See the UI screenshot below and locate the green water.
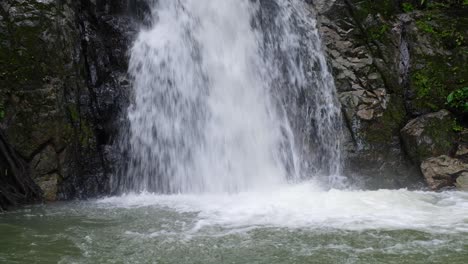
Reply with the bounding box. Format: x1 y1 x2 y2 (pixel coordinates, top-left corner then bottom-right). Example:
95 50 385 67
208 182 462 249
1 187 468 263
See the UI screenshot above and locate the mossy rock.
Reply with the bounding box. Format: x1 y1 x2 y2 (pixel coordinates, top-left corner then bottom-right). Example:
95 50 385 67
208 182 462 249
358 94 407 146
401 110 456 163
407 8 468 114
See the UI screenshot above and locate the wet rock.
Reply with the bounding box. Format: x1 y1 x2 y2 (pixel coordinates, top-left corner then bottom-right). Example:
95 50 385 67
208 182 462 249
456 174 468 191
356 108 375 120
455 129 468 158
36 174 60 202
316 0 468 190
456 144 468 158
421 155 468 190
401 110 456 163
316 0 424 188
0 0 144 202
31 145 58 178
0 131 42 210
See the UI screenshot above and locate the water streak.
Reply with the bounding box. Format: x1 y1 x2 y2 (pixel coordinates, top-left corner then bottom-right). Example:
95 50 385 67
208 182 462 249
116 0 342 193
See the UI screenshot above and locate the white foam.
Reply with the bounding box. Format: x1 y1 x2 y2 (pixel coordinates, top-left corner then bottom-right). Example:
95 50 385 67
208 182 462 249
98 182 468 233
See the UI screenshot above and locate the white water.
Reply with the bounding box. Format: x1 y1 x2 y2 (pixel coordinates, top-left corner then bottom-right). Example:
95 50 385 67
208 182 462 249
117 0 342 193
99 183 468 234
3 189 467 263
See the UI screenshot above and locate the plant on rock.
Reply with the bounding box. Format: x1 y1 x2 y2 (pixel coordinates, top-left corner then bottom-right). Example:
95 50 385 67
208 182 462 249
446 87 468 113
0 102 4 121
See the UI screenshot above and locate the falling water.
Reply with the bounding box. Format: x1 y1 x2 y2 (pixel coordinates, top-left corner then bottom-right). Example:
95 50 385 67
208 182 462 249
116 0 342 193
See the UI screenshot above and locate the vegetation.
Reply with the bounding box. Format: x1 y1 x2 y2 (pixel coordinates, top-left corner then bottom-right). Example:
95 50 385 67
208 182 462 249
0 102 4 121
369 24 390 41
447 87 468 113
405 0 468 114
402 3 415 12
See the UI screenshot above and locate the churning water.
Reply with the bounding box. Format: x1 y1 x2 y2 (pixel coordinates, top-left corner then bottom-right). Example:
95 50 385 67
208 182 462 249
116 0 342 193
1 187 468 263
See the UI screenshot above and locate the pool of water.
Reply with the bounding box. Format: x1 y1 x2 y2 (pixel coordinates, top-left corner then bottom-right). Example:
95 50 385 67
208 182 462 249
1 183 468 263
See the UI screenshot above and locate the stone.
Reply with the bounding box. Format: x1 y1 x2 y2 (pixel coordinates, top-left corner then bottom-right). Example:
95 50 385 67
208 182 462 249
36 174 60 202
456 144 468 157
421 156 468 190
31 145 58 178
401 110 456 164
357 108 374 120
456 174 468 191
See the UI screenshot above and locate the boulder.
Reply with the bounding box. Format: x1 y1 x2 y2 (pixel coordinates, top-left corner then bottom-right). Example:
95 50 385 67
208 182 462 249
36 174 60 202
456 174 468 191
421 155 468 190
401 110 456 163
455 129 468 158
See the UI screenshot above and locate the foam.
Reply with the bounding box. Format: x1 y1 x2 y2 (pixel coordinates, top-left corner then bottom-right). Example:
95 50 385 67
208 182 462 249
98 182 468 233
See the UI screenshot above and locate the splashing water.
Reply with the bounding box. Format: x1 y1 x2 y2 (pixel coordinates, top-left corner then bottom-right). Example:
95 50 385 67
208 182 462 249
115 0 342 193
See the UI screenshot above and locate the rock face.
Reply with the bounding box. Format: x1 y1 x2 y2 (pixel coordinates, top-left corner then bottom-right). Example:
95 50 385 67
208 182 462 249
315 0 468 189
0 0 148 201
0 131 42 210
401 110 456 163
456 174 468 191
421 156 468 190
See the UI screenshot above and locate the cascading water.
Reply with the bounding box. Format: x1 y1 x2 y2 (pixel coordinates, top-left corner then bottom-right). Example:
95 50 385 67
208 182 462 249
116 0 342 193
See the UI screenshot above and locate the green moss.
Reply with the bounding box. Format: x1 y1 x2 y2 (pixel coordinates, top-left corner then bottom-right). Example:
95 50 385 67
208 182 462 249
409 8 468 112
359 0 400 18
446 87 468 113
67 104 80 123
364 95 406 144
410 53 468 112
402 3 415 12
452 120 464 132
0 101 4 121
416 19 436 34
0 1 78 157
414 7 467 49
423 118 454 153
368 23 390 41
0 1 67 90
64 104 95 149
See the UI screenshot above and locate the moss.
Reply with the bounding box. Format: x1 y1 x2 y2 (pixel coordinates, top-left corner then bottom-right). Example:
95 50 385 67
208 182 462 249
0 102 4 121
0 0 68 90
356 0 400 19
415 11 466 49
408 7 468 113
0 0 76 157
415 115 455 159
401 110 457 163
368 23 390 41
364 95 406 145
64 104 96 149
410 54 468 112
67 104 81 123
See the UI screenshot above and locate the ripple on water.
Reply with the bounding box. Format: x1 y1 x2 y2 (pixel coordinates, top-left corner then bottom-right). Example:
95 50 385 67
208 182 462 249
1 184 468 263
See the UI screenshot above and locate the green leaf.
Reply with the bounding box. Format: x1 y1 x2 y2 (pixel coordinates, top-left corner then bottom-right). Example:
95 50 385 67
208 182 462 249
447 92 454 103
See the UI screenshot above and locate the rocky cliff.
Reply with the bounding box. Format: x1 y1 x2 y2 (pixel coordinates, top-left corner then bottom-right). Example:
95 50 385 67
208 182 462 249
0 0 150 207
316 0 468 190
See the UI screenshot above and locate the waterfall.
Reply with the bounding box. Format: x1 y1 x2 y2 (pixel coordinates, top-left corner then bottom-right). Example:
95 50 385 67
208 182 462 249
115 0 342 193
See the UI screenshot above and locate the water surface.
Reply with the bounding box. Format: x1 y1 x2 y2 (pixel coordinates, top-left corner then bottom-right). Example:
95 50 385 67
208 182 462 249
1 183 467 263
